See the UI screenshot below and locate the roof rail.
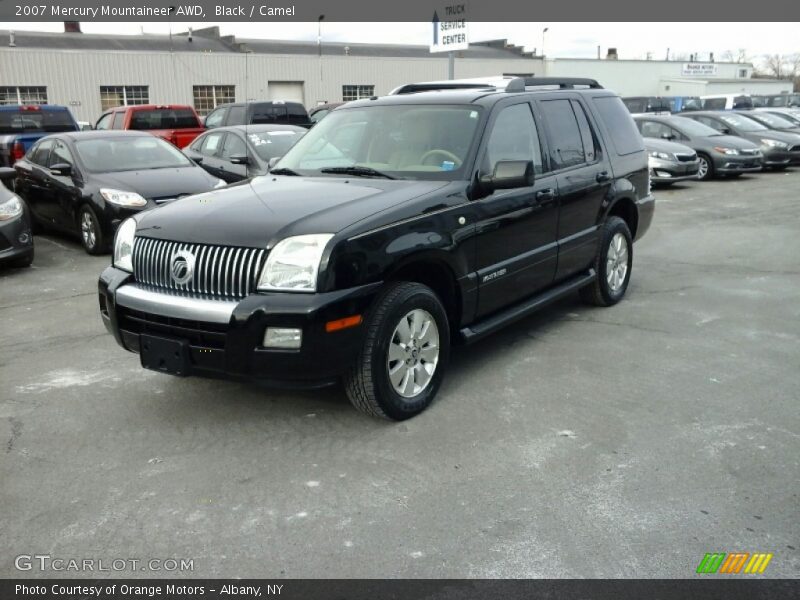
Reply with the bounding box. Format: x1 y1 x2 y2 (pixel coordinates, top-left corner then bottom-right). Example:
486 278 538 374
506 77 603 92
390 82 500 95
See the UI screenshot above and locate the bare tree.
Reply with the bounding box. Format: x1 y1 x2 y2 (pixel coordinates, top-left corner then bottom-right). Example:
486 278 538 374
760 53 800 79
721 48 750 63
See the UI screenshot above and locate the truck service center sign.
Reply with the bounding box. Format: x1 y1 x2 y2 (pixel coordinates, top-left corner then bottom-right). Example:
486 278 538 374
430 3 469 53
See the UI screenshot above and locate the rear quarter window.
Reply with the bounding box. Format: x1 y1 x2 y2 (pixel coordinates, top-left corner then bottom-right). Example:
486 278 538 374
129 109 200 130
592 96 645 156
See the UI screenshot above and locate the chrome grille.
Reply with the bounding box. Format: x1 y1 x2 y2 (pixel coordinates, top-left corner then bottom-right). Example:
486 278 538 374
132 237 266 300
740 148 760 156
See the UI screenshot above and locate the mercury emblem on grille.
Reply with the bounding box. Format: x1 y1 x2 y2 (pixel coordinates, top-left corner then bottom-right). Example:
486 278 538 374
170 249 196 285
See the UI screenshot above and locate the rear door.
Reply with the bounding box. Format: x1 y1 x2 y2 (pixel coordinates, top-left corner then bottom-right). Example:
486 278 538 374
47 139 81 230
17 138 56 225
537 96 611 281
473 99 559 318
194 131 227 178
218 131 249 182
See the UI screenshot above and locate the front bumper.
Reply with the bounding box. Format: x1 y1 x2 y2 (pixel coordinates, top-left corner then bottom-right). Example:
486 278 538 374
713 153 763 174
760 147 800 166
0 212 34 265
648 157 700 182
99 267 381 387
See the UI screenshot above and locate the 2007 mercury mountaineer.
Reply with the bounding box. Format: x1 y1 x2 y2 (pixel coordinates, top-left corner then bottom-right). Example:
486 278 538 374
99 77 654 420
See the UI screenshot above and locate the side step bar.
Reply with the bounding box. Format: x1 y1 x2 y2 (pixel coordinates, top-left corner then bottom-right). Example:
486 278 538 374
459 269 596 344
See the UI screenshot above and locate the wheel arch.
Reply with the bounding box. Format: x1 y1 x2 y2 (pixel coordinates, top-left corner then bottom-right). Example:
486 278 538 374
603 196 639 240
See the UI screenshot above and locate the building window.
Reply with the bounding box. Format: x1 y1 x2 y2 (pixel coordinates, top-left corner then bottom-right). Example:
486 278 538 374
738 69 748 78
192 85 235 116
99 86 149 111
0 86 48 105
342 85 375 102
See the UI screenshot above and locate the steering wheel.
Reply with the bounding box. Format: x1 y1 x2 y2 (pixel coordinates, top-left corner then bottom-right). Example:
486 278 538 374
420 149 462 168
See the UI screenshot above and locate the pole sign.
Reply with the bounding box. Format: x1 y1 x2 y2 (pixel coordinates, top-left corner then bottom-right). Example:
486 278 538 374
430 3 469 53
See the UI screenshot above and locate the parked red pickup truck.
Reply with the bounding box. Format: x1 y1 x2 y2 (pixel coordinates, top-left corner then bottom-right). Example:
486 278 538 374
94 105 205 147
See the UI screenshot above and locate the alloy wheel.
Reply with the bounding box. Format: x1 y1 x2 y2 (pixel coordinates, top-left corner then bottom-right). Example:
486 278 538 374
387 308 440 399
697 157 709 180
606 232 629 293
81 211 96 250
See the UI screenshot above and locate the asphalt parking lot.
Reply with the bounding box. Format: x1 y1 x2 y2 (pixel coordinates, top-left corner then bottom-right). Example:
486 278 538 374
1 170 799 579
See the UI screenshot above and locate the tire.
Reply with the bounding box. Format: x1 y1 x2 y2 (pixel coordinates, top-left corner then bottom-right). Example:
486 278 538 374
696 153 714 181
579 216 633 307
78 205 106 255
344 282 450 421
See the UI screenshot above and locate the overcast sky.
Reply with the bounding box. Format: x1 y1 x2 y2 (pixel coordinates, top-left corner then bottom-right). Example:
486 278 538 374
4 22 798 62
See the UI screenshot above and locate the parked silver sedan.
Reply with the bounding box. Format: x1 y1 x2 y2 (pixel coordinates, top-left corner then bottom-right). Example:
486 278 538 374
644 137 700 185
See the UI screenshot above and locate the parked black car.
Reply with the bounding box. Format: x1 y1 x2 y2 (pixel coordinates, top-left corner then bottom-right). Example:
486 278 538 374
13 131 225 254
308 103 345 124
203 101 312 129
184 125 307 183
634 114 763 180
99 77 654 420
0 167 34 268
642 138 699 185
679 111 800 169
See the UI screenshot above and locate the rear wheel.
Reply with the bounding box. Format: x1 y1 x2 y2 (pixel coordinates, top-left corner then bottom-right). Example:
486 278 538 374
344 282 450 420
78 205 106 255
697 153 714 181
579 216 633 307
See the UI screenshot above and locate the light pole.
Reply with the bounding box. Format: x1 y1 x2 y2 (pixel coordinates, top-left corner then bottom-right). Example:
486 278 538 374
317 15 325 99
541 27 549 58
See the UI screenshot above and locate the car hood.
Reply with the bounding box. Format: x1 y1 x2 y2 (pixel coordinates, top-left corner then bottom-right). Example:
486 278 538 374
92 166 219 201
644 137 695 154
134 175 449 247
694 134 760 149
751 130 800 144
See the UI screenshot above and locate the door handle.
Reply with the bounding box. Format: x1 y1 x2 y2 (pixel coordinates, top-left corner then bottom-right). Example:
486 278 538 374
596 171 611 183
535 188 555 202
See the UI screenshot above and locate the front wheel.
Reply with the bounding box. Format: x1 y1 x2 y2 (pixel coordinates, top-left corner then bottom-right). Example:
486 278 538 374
78 205 106 255
579 216 633 307
696 153 714 181
344 282 450 420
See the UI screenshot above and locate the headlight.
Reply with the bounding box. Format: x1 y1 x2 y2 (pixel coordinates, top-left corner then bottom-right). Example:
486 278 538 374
214 179 227 188
100 188 147 208
713 147 739 155
648 151 671 160
258 234 334 292
113 218 137 273
0 195 23 221
760 139 788 149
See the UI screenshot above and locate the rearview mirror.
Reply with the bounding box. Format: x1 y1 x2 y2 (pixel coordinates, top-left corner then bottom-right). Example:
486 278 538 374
50 163 72 177
267 157 281 171
480 160 534 193
0 167 15 183
229 154 250 165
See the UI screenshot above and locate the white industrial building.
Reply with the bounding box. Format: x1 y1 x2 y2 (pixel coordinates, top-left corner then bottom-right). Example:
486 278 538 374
0 25 792 122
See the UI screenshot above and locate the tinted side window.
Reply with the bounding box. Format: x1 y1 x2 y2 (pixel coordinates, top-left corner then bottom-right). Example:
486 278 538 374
703 98 726 110
540 99 585 169
227 105 246 125
49 140 74 168
639 120 671 138
200 132 225 156
111 112 125 129
592 96 645 156
221 133 246 159
696 116 724 132
29 139 54 165
204 107 227 128
572 100 601 163
484 103 544 175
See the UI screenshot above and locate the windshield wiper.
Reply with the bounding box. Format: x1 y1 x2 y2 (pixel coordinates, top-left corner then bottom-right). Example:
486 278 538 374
270 167 300 176
320 166 395 179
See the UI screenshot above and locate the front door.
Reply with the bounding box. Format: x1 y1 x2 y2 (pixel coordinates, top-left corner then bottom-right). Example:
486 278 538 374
473 101 559 318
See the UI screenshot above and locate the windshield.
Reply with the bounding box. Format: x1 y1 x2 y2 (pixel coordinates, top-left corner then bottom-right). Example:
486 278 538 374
0 109 75 134
275 104 482 180
75 136 194 173
247 130 305 160
672 117 720 137
718 113 767 132
750 113 796 129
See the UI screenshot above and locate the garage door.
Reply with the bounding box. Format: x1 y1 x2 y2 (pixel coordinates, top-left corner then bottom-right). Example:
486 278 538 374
268 82 305 104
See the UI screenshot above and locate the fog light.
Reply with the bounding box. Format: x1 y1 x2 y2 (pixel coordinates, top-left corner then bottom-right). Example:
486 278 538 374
263 327 302 349
655 170 672 178
18 231 31 244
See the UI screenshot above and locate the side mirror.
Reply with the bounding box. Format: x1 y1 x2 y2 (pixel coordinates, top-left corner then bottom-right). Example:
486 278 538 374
229 154 250 165
191 155 204 164
267 157 282 171
660 132 675 140
480 160 534 193
0 166 16 183
720 127 731 135
50 163 72 177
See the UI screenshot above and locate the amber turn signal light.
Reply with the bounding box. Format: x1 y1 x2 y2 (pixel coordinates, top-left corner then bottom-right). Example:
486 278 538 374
325 315 363 333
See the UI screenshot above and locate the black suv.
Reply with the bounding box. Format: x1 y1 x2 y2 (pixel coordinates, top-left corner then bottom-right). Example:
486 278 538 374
203 101 312 129
98 78 654 420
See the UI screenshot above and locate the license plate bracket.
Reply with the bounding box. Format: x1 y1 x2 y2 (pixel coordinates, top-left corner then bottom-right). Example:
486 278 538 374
140 334 190 376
